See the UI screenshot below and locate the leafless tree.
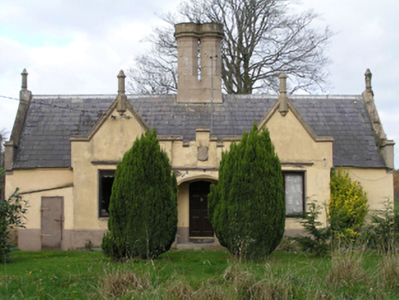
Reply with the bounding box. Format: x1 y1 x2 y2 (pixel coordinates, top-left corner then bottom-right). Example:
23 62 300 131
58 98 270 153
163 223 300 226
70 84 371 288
0 129 8 201
0 129 8 169
129 0 332 95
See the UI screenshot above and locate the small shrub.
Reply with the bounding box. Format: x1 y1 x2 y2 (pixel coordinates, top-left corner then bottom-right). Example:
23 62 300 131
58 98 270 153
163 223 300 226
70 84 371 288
326 251 367 288
329 169 369 243
362 199 398 254
0 188 28 263
291 201 331 257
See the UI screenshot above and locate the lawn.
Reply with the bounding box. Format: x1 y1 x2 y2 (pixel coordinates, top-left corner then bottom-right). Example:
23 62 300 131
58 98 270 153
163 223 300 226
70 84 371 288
1 249 398 299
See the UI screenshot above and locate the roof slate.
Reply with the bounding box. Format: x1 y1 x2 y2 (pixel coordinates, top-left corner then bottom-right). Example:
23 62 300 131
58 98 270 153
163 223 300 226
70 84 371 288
13 94 386 169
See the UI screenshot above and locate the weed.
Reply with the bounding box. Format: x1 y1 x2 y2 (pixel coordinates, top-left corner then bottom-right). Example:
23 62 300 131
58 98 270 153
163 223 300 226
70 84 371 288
165 274 194 299
379 254 399 290
276 236 299 252
248 265 299 300
99 267 151 298
326 250 367 288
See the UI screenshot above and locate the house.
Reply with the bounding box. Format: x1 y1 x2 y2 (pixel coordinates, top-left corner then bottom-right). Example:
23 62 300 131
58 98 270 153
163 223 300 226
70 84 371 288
4 23 394 251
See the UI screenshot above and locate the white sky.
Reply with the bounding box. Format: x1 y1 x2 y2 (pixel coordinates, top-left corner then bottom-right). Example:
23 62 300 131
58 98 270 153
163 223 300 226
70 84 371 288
0 0 398 168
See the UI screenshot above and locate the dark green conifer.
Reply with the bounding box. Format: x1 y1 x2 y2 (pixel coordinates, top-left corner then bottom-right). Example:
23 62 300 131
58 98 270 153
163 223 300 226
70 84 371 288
102 129 177 260
208 123 285 260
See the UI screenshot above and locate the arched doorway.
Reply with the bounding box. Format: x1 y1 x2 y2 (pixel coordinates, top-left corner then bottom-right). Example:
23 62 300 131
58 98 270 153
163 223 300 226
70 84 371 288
189 181 214 240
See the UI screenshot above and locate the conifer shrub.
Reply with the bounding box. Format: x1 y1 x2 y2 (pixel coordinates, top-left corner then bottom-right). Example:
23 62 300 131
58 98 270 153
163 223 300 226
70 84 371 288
102 129 178 260
292 201 331 257
361 199 398 253
208 123 285 260
329 169 369 243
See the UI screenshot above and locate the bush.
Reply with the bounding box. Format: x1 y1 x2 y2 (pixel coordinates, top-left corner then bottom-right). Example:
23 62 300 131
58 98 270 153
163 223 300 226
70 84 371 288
361 199 398 253
329 169 369 242
102 129 178 260
291 201 331 257
208 123 285 260
0 188 28 263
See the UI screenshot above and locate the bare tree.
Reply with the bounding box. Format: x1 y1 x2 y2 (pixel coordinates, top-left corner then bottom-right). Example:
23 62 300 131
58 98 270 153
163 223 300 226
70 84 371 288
129 0 332 95
0 129 8 169
0 129 8 201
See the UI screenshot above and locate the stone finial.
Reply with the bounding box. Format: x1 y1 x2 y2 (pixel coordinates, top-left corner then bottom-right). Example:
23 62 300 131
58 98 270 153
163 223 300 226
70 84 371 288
116 70 127 116
21 68 28 90
365 68 373 94
278 71 289 116
361 68 387 146
117 70 126 94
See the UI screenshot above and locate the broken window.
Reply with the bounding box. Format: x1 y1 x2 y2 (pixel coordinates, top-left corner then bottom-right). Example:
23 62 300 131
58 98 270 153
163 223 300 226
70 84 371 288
283 172 305 216
99 170 115 218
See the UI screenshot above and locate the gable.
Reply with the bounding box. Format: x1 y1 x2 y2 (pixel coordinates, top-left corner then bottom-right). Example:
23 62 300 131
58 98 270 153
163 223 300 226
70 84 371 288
70 99 149 162
261 102 333 163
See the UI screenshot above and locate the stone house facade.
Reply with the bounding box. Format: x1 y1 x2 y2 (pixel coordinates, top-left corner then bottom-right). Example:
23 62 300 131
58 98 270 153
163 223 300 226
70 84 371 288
4 23 394 250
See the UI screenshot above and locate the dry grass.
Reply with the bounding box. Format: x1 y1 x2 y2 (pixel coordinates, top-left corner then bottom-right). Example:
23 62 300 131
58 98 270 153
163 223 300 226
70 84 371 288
99 267 152 298
222 262 299 299
4 250 399 299
326 251 367 288
165 275 194 299
379 253 399 290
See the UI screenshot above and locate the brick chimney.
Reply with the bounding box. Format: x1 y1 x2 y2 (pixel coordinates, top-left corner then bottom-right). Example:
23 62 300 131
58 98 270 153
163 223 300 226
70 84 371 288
174 23 224 103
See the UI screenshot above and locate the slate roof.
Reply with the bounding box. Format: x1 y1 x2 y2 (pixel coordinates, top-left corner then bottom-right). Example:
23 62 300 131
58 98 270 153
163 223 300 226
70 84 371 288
13 94 387 169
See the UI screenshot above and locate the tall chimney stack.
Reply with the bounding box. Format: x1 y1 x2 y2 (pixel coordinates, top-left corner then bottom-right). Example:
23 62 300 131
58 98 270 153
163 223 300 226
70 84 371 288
174 23 224 103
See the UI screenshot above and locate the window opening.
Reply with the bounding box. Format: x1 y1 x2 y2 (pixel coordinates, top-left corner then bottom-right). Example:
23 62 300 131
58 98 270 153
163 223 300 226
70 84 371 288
99 170 115 218
198 39 202 81
283 172 305 216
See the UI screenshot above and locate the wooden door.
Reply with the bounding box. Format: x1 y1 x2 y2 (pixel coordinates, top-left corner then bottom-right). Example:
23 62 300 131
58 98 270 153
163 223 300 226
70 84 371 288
41 197 63 250
189 181 214 237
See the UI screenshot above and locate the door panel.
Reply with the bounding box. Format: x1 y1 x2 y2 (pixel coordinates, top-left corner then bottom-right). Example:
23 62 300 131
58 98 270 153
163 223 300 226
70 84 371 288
189 181 214 237
41 197 63 250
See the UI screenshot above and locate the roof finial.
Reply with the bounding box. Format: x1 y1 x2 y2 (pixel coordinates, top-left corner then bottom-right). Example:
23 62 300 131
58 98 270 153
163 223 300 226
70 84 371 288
21 68 28 90
116 70 127 116
278 71 289 116
365 68 373 95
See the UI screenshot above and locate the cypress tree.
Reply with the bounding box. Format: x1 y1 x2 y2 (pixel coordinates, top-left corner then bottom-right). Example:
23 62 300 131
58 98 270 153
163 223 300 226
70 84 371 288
102 129 178 260
208 123 285 260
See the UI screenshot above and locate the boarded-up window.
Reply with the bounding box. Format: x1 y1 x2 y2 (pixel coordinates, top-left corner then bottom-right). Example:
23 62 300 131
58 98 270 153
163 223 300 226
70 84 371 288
283 172 305 216
99 170 115 218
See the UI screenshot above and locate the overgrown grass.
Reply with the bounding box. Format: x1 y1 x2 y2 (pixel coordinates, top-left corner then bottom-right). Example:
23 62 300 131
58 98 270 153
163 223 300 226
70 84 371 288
1 249 399 299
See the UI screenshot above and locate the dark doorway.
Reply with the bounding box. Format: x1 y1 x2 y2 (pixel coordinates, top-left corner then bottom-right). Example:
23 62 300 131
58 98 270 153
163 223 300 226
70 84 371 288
189 181 214 238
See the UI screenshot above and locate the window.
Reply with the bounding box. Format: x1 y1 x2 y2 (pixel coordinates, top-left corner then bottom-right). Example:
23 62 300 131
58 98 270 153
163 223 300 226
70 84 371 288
283 172 305 216
99 170 115 218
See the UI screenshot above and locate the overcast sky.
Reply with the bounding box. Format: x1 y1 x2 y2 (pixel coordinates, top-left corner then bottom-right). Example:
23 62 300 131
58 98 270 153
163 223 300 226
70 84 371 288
0 0 398 168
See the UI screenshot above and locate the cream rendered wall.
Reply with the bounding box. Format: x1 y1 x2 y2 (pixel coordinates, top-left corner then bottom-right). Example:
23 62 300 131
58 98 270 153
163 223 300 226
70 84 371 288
5 168 73 230
265 110 333 229
170 131 221 168
71 108 146 230
177 182 190 228
342 167 394 210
